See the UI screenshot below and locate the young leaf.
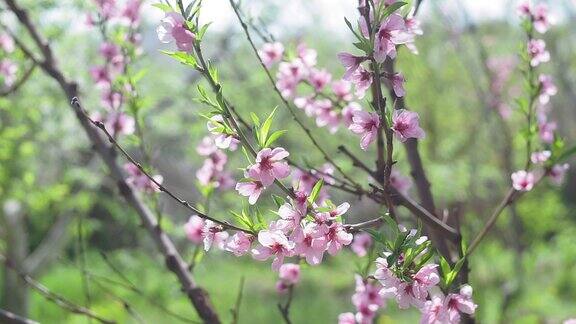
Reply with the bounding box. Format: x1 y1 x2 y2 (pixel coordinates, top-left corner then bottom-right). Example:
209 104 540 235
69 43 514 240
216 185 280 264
151 3 173 12
264 130 287 147
308 178 324 203
250 112 261 128
259 107 277 147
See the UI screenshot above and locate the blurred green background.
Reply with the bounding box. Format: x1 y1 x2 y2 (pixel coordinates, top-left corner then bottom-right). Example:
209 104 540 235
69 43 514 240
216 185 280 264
1 0 575 323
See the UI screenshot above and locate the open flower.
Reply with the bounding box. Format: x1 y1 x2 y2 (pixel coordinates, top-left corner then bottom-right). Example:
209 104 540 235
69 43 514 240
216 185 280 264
276 263 301 293
351 233 372 257
349 67 373 99
235 177 265 205
258 42 284 67
252 230 295 271
391 73 406 97
391 109 425 142
549 163 569 185
538 74 557 104
374 14 411 62
324 223 353 255
293 222 327 265
308 68 332 92
225 232 253 256
338 53 367 80
511 170 535 191
247 148 291 186
201 220 229 251
184 215 205 244
349 110 380 150
527 39 550 67
157 12 195 52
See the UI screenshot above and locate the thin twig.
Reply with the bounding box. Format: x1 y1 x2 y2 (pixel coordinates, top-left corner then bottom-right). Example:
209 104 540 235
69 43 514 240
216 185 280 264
0 254 115 324
72 98 253 234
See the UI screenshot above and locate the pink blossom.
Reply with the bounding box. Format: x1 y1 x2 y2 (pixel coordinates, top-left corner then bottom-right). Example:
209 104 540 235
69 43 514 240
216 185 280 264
276 203 303 232
332 80 353 101
420 295 447 324
294 95 318 116
101 89 123 110
517 1 532 18
236 176 265 205
293 222 327 265
351 233 372 257
106 111 135 137
324 222 353 255
390 169 412 195
315 202 350 223
352 275 385 309
184 215 205 244
342 102 362 127
196 136 218 156
124 162 163 193
121 0 142 26
349 67 373 99
549 163 569 185
0 59 17 87
374 257 401 289
225 232 253 256
538 120 557 144
392 109 425 142
251 230 295 271
527 39 550 67
258 42 284 67
297 43 317 67
338 53 367 80
90 66 111 88
338 312 356 324
308 68 332 92
374 14 411 63
511 170 535 191
157 12 195 53
247 148 291 186
533 3 552 34
538 74 557 104
201 220 229 251
0 33 15 53
530 150 551 164
446 285 477 317
349 110 380 150
315 99 340 133
99 42 121 62
391 73 406 97
278 263 301 285
94 0 116 20
278 60 308 81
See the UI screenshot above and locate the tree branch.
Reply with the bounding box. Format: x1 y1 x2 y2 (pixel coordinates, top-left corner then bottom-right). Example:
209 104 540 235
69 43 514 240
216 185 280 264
3 1 221 322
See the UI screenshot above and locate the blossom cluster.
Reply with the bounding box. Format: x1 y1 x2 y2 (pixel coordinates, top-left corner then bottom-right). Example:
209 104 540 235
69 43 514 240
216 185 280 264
340 231 476 324
511 1 568 192
0 33 17 88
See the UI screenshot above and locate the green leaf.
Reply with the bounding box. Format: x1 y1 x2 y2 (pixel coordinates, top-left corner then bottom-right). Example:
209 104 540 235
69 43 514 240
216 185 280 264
309 178 324 203
556 145 576 163
271 195 285 208
161 50 198 68
264 130 287 148
197 23 212 41
259 107 277 148
250 112 261 127
344 17 365 43
151 3 173 12
380 2 407 20
364 228 387 244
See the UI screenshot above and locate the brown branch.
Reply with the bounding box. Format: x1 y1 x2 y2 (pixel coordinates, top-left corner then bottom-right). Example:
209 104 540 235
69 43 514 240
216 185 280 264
0 62 36 96
0 254 114 324
74 99 252 234
0 309 38 324
3 1 221 322
277 285 294 324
